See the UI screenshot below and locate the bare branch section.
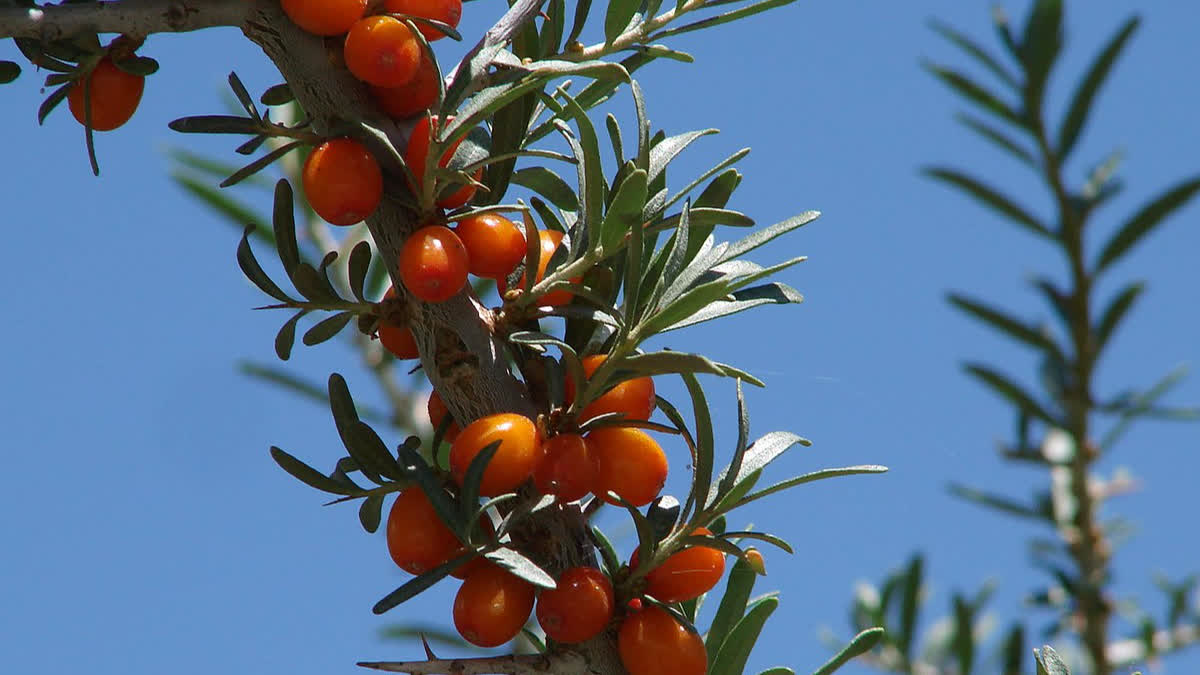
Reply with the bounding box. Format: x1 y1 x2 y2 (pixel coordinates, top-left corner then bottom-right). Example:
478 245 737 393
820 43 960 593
0 0 249 40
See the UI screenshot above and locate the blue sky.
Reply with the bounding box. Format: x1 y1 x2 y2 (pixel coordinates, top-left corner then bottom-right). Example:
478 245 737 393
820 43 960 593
1 2 1197 674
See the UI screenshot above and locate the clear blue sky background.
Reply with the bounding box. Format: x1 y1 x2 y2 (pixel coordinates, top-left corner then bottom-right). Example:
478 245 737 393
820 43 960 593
1 1 1196 674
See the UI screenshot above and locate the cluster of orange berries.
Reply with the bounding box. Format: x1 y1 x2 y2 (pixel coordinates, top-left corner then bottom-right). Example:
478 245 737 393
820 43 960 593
378 346 720 672
283 0 480 231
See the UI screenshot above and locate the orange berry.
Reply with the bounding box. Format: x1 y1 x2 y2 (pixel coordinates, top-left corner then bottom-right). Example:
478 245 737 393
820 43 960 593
386 487 491 578
384 0 462 41
302 138 383 226
632 528 725 604
399 225 469 302
454 565 536 648
454 213 527 279
450 413 543 496
377 287 419 359
587 427 667 507
497 229 576 306
536 567 614 643
281 0 366 35
386 487 463 575
404 115 478 209
379 322 419 359
370 52 439 119
533 433 594 502
565 355 656 423
427 389 461 442
618 606 707 675
344 15 421 87
68 58 144 131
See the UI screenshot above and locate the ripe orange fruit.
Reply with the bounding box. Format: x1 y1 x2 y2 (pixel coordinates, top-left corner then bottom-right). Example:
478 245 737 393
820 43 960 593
496 229 576 306
344 15 421 87
384 0 463 41
618 606 707 675
565 355 656 422
632 528 725 603
404 115 479 209
386 487 463 575
533 433 594 502
427 389 460 442
302 138 383 226
587 427 667 507
454 564 536 648
536 566 614 643
378 322 418 359
454 213 526 279
450 413 543 496
386 487 491 578
377 286 419 359
68 58 145 131
399 225 469 302
370 52 439 119
281 0 366 35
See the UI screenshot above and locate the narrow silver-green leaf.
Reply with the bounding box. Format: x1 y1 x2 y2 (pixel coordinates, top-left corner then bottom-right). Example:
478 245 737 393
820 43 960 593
810 628 884 675
710 595 779 675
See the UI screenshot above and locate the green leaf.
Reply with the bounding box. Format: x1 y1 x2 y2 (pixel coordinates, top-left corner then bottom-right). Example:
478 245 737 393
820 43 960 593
227 71 260 120
485 548 556 588
1002 624 1025 675
719 211 819 264
566 0 593 46
1057 17 1139 160
929 19 1018 90
1019 0 1064 106
623 351 763 387
948 293 1061 356
539 0 566 57
269 446 355 495
714 431 810 504
237 225 293 303
897 554 922 661
710 595 779 675
721 530 793 554
948 484 1050 522
706 557 757 662
260 83 294 106
661 282 803 333
951 593 975 674
1094 177 1200 274
591 525 620 577
359 495 384 533
964 363 1058 425
732 466 888 509
922 63 1025 129
663 149 750 214
553 94 607 253
0 60 21 84
956 113 1035 167
373 554 465 614
810 628 884 675
37 81 71 126
172 173 264 232
649 129 718 186
1095 282 1144 355
168 115 261 135
272 179 302 277
302 311 355 347
221 141 304 188
510 166 578 211
924 168 1052 239
681 374 714 520
274 311 306 361
1034 645 1069 675
458 441 501 518
600 168 648 254
652 0 798 40
347 241 372 303
604 0 639 43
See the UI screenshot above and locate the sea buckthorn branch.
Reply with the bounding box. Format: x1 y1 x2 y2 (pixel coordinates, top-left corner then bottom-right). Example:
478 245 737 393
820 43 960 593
0 0 249 40
359 649 590 675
